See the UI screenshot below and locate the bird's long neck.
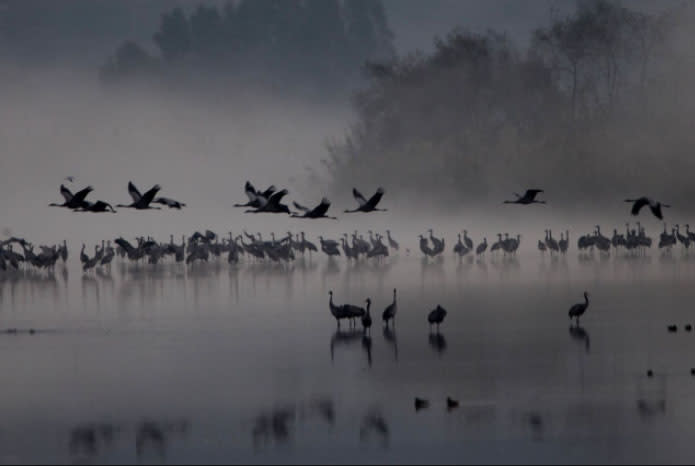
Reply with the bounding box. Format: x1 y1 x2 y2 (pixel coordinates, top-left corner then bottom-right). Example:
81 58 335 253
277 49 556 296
393 290 397 304
584 294 589 306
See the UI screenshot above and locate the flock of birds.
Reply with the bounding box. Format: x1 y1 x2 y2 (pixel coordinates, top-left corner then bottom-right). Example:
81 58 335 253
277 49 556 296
52 180 671 223
5 217 695 275
49 179 386 217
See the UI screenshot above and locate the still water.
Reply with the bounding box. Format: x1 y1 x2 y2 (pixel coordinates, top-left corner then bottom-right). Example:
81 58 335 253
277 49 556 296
1 251 695 464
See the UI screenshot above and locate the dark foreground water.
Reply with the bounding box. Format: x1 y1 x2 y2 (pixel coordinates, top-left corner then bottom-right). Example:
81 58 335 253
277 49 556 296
1 252 695 464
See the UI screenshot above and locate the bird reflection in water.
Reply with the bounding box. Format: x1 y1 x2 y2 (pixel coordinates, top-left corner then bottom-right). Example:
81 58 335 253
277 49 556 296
135 419 190 461
523 412 545 442
383 326 398 362
307 398 335 426
331 329 372 367
69 423 120 460
429 332 447 356
569 325 590 353
252 406 296 449
636 399 666 421
359 410 389 448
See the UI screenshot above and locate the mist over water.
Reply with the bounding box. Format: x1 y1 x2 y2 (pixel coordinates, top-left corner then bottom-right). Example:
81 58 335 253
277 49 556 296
4 0 695 464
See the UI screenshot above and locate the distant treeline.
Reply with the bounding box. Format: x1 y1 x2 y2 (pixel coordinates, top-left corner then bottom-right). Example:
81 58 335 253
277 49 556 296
322 1 695 206
100 0 395 92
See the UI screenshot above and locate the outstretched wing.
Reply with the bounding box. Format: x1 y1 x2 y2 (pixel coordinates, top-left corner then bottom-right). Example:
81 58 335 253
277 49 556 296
364 188 384 210
293 201 310 212
128 182 143 203
59 185 74 202
310 198 331 217
522 189 543 201
244 181 258 202
72 186 94 204
268 189 288 205
629 197 650 216
649 203 664 220
353 188 368 207
141 185 161 206
261 185 277 199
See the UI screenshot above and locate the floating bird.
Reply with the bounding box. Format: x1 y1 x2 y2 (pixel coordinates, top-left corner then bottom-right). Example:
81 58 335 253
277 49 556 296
50 185 94 209
625 197 670 220
428 305 447 332
504 189 546 205
117 182 162 210
292 198 337 219
414 398 429 412
345 188 386 213
154 197 186 209
446 397 459 411
382 289 398 327
568 291 590 324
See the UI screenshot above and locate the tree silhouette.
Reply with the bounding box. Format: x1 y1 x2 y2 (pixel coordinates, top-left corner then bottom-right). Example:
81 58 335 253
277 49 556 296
153 7 191 62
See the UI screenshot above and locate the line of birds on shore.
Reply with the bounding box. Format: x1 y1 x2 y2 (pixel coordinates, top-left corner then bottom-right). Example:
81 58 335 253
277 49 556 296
5 219 695 274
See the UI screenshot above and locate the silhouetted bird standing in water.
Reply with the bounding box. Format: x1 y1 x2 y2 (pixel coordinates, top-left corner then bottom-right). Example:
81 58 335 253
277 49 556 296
476 238 488 255
329 291 349 328
345 188 387 213
428 305 447 332
504 189 546 205
386 230 399 251
362 299 372 335
625 197 671 220
382 289 398 327
568 292 590 325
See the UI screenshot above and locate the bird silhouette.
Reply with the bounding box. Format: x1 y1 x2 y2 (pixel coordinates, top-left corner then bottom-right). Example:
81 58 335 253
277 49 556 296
568 292 590 325
50 185 94 209
625 197 670 220
345 188 387 213
504 189 546 205
245 189 291 214
382 289 398 327
117 182 162 210
234 181 276 208
292 198 337 219
428 305 447 332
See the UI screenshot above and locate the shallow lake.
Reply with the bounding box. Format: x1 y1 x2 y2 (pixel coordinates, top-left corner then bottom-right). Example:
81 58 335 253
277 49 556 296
1 250 695 464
